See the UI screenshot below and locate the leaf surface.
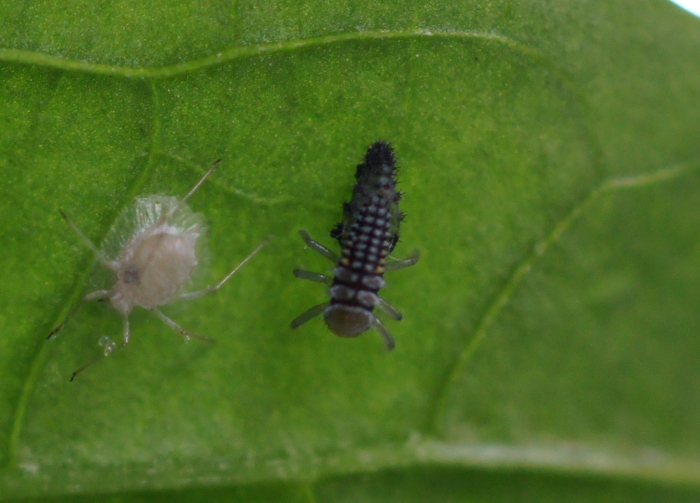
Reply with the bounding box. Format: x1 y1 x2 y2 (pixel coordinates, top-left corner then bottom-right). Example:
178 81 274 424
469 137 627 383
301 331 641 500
1 0 699 500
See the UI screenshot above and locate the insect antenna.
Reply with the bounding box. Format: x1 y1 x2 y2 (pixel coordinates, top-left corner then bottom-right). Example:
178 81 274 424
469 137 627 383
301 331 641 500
58 209 111 267
161 159 222 224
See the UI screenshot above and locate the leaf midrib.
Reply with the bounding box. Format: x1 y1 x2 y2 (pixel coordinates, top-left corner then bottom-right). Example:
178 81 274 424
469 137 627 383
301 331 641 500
0 29 527 78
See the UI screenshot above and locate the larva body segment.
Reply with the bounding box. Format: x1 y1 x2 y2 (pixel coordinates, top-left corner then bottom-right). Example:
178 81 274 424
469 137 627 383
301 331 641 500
326 142 401 335
292 141 418 349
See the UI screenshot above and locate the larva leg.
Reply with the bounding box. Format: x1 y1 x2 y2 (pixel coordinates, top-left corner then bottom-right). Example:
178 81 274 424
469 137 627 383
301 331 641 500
293 269 333 285
377 297 403 321
291 302 330 329
299 230 339 263
385 249 420 272
372 316 396 351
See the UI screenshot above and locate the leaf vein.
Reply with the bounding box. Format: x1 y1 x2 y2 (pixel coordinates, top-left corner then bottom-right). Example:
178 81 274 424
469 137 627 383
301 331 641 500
425 157 700 435
0 30 535 78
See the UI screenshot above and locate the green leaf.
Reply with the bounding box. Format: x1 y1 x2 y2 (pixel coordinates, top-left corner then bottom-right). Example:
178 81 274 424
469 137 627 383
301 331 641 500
1 0 699 500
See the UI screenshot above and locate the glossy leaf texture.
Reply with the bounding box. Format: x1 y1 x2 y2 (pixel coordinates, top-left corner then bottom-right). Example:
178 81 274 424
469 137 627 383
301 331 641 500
1 0 699 501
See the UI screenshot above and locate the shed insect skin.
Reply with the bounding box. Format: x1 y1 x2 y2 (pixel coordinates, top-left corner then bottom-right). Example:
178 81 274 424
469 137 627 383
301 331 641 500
291 141 419 349
49 160 270 381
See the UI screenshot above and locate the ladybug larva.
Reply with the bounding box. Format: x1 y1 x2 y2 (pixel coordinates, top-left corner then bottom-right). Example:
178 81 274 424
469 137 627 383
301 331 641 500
49 160 269 381
291 141 418 349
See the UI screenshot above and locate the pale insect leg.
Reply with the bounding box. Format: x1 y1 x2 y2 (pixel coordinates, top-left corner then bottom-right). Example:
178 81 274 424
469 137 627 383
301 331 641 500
84 290 111 301
179 235 272 301
152 307 214 343
299 230 339 263
377 297 403 321
161 159 222 223
47 289 111 339
371 316 396 351
384 249 420 273
293 268 332 285
291 302 330 329
70 315 129 382
58 209 110 267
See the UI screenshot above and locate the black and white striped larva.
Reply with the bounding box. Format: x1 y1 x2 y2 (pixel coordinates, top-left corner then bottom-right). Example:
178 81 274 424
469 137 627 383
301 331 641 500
291 141 419 349
49 160 269 381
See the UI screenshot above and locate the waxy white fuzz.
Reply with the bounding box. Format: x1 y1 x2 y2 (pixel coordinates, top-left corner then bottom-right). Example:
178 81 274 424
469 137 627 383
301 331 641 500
49 161 269 381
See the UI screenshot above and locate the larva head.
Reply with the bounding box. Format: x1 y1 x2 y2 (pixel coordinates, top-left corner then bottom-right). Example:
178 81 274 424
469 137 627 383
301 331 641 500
324 304 374 337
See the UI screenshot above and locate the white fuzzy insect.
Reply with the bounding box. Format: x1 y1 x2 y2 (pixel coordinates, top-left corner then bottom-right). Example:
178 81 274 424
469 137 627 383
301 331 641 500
49 160 268 381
